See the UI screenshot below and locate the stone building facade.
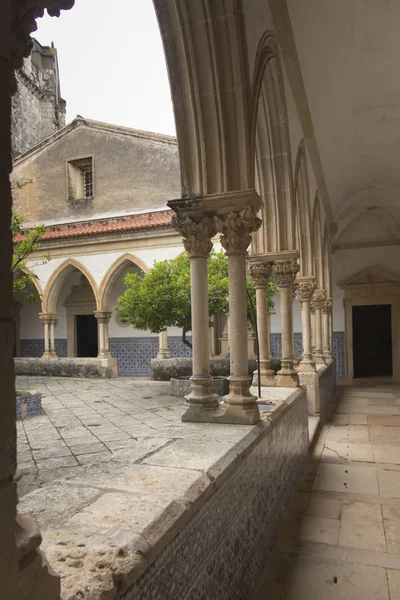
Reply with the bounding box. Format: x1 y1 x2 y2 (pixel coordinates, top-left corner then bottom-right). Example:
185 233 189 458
11 38 66 158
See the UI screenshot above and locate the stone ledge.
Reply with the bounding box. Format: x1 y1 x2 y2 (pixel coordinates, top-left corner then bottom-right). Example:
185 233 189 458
18 386 307 600
15 357 118 379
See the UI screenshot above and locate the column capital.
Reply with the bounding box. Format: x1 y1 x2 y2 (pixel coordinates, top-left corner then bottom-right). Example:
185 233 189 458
273 259 299 287
248 262 273 288
216 206 262 255
39 313 57 325
296 279 316 302
94 311 112 324
311 289 327 310
322 298 332 314
171 215 217 258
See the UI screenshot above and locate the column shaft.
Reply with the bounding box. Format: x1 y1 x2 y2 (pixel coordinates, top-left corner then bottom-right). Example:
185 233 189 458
157 329 170 359
312 290 327 364
43 322 50 355
249 262 274 387
296 279 316 372
273 259 299 387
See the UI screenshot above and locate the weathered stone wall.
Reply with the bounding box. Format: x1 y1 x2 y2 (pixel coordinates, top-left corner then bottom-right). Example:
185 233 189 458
11 39 65 159
14 357 118 379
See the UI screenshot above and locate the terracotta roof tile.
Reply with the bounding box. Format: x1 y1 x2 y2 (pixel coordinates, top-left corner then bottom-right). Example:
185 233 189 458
14 210 173 243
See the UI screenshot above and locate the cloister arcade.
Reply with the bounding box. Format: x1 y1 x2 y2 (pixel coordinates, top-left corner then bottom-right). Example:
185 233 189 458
2 0 400 598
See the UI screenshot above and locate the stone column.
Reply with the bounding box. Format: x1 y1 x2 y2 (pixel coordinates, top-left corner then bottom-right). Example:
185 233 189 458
48 315 58 357
296 278 316 372
273 259 300 386
292 282 299 365
94 312 112 358
157 330 170 359
171 215 219 421
40 313 57 358
216 207 262 423
311 290 326 364
322 298 333 360
249 262 274 386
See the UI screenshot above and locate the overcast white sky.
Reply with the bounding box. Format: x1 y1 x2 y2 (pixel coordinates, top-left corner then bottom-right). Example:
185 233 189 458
35 0 176 136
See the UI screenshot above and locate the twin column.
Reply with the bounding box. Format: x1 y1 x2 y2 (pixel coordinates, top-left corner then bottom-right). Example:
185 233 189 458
171 205 262 424
40 313 58 358
94 312 112 358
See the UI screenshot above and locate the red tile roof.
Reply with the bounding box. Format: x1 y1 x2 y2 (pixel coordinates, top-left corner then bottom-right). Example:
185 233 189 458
14 210 173 243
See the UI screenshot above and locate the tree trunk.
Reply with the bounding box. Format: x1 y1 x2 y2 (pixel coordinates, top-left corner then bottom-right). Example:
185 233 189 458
182 329 192 350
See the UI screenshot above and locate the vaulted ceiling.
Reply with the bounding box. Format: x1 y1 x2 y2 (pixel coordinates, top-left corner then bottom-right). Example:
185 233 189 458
287 0 400 243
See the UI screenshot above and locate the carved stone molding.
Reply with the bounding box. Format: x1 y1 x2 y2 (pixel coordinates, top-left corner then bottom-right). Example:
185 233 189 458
296 280 316 303
322 299 332 314
94 311 112 324
291 281 299 302
11 1 75 76
344 285 400 300
311 289 326 311
171 215 217 257
273 259 299 287
249 262 273 288
216 206 262 255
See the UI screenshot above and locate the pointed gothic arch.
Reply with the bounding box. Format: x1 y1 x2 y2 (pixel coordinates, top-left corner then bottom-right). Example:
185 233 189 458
294 141 313 276
43 259 100 313
251 31 295 253
312 193 324 289
99 254 149 311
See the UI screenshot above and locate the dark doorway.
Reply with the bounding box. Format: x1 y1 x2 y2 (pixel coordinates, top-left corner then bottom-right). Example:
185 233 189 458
76 314 98 357
353 304 392 378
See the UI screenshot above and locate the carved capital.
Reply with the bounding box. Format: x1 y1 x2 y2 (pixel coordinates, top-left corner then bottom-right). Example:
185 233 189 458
322 298 332 314
273 259 299 287
39 313 57 325
171 215 217 257
311 289 327 311
249 262 273 288
216 206 262 255
296 281 316 303
94 311 112 324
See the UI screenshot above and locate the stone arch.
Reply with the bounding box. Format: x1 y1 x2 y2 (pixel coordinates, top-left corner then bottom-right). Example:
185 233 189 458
312 194 324 289
294 141 313 276
43 259 100 313
14 266 44 303
251 31 295 253
99 254 149 311
154 0 253 195
322 223 332 297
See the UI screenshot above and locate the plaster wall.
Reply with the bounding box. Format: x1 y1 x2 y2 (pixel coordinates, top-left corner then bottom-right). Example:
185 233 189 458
12 124 180 226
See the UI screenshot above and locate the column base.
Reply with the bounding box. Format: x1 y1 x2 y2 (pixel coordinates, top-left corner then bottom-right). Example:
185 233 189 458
313 351 326 365
184 376 219 408
42 352 53 359
324 350 332 361
252 368 275 387
157 351 171 359
97 351 112 359
181 400 260 424
275 361 299 387
298 356 316 372
181 375 260 424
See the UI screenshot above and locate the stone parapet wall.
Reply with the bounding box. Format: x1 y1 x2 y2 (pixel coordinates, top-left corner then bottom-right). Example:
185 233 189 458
298 360 337 421
14 357 117 379
120 388 308 600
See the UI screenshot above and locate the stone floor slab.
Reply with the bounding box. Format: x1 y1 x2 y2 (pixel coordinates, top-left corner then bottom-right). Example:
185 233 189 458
283 555 390 600
313 463 379 495
338 501 386 552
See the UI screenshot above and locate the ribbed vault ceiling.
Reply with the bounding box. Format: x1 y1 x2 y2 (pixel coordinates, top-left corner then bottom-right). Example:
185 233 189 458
287 0 400 242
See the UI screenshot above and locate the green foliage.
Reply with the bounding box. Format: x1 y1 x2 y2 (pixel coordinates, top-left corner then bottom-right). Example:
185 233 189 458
12 203 49 303
117 250 277 347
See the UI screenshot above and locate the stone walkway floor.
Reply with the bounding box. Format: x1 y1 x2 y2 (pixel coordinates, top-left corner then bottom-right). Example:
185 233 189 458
254 383 400 600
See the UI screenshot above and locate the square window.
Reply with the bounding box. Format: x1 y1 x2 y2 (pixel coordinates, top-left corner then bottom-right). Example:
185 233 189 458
67 157 93 200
